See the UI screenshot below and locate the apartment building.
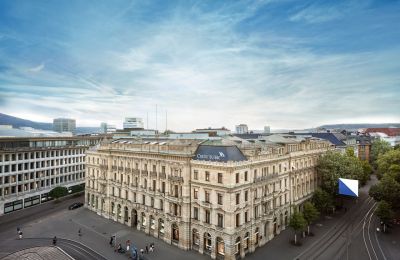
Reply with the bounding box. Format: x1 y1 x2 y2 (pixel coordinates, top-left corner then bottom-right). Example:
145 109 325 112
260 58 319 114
85 135 331 259
0 136 103 215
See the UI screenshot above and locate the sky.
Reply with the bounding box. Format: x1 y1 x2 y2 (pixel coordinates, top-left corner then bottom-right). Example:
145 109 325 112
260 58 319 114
0 0 399 131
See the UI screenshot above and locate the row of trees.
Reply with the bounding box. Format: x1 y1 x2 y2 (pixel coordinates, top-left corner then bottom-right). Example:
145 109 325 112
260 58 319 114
369 140 400 232
289 202 319 245
288 145 375 245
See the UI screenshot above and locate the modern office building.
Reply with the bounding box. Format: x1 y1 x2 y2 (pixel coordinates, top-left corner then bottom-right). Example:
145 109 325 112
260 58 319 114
235 124 248 134
53 118 76 133
123 117 144 129
0 135 104 215
85 135 331 259
100 123 117 134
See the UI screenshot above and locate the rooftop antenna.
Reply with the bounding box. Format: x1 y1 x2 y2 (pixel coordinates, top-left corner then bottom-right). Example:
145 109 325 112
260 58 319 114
156 104 158 132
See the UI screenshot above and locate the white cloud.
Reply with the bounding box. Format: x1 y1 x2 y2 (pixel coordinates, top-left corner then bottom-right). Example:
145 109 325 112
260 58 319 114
27 63 45 72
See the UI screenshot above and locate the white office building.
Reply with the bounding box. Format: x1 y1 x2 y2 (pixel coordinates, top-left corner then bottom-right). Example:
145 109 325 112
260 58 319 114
123 118 144 129
235 124 249 134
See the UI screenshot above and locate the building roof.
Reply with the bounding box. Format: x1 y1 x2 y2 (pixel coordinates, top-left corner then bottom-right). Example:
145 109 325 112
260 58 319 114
364 128 400 137
287 132 346 146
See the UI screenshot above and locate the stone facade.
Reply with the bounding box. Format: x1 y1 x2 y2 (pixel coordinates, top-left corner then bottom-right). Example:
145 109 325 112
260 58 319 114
85 137 331 259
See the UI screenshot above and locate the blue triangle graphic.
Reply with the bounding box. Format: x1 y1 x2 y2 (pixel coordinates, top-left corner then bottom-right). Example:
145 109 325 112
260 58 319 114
339 179 357 197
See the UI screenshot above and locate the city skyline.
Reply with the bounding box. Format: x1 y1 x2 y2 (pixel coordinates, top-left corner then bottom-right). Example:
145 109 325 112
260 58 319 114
1 0 399 131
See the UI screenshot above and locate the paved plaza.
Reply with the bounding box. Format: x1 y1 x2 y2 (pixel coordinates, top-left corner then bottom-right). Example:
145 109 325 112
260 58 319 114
0 192 398 260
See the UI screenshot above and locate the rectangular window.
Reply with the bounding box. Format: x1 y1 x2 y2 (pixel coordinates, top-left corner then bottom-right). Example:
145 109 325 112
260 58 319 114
236 173 239 183
217 213 223 228
244 171 248 181
205 171 210 181
193 207 199 220
245 211 248 222
205 210 210 224
194 170 198 180
217 193 223 205
217 173 223 184
194 188 198 199
205 191 210 203
236 193 240 205
245 190 248 201
236 213 240 227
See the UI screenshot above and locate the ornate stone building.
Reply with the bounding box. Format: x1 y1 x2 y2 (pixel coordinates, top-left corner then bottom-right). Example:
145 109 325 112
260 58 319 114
85 135 331 259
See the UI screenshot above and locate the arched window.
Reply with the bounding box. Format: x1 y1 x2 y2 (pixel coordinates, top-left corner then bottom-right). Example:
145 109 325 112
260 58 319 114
172 223 179 241
244 232 249 251
150 215 155 230
111 202 115 215
216 237 225 257
204 233 212 253
124 206 129 222
158 219 164 236
192 229 199 248
255 227 260 245
141 212 146 226
117 204 122 219
235 237 241 256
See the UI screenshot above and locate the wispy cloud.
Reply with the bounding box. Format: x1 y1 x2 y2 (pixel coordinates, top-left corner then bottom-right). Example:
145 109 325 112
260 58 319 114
0 0 399 130
27 63 45 72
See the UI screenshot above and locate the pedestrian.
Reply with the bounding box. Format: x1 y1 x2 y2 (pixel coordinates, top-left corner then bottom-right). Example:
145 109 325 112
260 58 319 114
18 231 23 239
126 243 130 253
109 236 114 246
145 245 148 253
53 236 57 246
140 248 144 255
78 229 82 237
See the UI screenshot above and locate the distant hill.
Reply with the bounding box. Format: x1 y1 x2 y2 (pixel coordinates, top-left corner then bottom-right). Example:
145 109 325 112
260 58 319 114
318 123 400 130
0 113 100 134
0 113 53 130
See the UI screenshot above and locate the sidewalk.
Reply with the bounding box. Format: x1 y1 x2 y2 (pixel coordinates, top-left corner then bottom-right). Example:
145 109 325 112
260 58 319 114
20 207 208 260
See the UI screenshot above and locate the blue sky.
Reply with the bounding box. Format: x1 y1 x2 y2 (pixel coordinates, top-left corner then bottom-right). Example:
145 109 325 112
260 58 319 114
0 0 399 130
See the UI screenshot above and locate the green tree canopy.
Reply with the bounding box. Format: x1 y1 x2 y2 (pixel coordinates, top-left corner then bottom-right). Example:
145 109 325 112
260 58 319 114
369 175 400 209
317 151 365 194
376 149 400 177
376 200 393 232
289 210 307 245
371 139 391 166
303 202 320 235
49 186 68 200
312 188 333 214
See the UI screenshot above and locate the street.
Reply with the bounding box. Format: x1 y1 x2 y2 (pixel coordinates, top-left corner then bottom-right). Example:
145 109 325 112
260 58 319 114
0 178 398 260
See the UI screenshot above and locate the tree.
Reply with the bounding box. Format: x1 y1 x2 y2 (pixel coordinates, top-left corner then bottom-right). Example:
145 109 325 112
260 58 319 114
49 186 68 201
289 210 307 245
376 149 400 177
375 201 393 233
312 189 334 214
371 139 391 167
346 147 356 157
317 151 365 195
369 175 400 209
303 202 320 235
360 160 372 184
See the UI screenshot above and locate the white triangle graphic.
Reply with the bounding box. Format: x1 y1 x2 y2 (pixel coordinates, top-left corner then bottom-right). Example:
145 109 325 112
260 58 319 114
339 178 359 197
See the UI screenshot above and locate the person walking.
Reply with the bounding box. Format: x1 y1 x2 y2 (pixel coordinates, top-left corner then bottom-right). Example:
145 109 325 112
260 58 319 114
53 236 57 246
18 230 23 239
109 236 114 246
145 245 148 254
78 229 82 237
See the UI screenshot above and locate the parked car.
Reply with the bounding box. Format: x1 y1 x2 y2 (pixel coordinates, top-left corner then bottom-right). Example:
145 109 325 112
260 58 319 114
68 202 84 210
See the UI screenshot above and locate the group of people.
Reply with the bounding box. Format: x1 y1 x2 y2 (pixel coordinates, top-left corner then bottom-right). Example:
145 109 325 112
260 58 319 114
109 236 156 259
17 227 23 239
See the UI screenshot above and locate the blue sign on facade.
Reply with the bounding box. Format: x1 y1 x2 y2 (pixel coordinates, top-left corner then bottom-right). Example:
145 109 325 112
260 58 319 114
194 145 247 162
